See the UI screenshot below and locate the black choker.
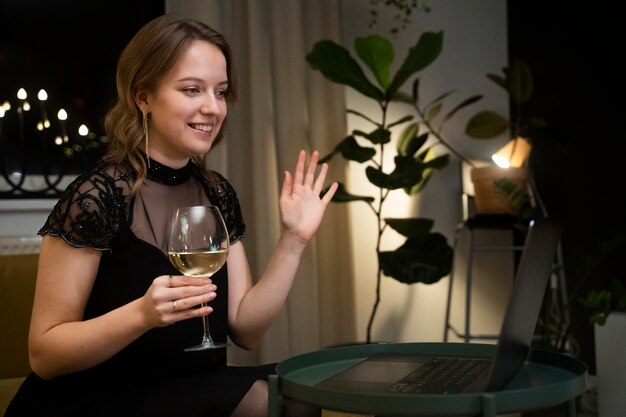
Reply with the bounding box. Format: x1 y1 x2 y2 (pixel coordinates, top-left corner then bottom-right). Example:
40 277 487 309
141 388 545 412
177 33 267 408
144 155 192 186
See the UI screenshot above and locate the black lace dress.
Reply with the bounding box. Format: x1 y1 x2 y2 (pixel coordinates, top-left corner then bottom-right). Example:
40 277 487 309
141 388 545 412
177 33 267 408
5 158 275 417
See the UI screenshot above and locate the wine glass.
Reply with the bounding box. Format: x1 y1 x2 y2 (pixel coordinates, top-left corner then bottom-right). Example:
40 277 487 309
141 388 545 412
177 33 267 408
167 205 229 350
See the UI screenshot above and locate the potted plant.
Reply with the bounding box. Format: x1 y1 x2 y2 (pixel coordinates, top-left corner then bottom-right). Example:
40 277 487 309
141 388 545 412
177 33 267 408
577 231 626 416
463 59 539 217
306 31 489 343
580 279 626 327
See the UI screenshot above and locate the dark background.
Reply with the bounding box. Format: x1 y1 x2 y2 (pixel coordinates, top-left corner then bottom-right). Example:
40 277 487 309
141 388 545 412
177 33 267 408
0 0 164 176
508 1 626 373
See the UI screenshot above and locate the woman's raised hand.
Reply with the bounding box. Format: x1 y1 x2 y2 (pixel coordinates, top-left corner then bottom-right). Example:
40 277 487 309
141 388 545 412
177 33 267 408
279 150 338 244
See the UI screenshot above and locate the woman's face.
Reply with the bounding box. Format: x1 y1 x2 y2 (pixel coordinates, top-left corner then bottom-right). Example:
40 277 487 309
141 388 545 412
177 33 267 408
143 40 228 167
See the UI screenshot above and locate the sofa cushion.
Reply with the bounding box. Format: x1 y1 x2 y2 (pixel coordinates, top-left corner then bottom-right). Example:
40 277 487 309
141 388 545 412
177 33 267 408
0 253 38 378
0 377 26 415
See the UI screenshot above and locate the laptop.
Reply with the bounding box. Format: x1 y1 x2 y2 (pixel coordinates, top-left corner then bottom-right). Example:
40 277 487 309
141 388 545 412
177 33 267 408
317 218 563 394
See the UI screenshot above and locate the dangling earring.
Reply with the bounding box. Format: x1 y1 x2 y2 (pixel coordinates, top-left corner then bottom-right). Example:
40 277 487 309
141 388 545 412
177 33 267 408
142 110 150 169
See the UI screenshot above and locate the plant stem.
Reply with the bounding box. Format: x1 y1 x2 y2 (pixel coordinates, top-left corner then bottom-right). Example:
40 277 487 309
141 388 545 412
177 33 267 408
414 104 476 168
366 103 389 344
367 269 383 344
366 154 385 344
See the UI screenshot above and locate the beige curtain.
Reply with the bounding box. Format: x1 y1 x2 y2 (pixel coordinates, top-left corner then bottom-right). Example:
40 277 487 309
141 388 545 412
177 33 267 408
166 0 356 365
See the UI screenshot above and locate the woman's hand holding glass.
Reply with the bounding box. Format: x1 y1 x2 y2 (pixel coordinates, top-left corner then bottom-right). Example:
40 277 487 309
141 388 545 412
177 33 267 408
142 274 216 328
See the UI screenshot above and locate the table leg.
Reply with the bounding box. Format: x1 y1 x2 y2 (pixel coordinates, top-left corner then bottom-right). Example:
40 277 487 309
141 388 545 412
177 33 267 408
481 393 496 417
566 399 576 417
268 374 283 417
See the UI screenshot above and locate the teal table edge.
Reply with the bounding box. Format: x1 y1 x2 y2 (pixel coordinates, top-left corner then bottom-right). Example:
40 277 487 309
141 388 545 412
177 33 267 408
268 342 587 417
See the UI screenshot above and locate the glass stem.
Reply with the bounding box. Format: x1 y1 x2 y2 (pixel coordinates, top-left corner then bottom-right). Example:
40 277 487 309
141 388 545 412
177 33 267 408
200 302 214 344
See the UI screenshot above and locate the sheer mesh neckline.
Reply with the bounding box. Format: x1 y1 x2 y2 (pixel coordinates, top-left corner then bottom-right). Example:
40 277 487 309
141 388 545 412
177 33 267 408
145 154 192 185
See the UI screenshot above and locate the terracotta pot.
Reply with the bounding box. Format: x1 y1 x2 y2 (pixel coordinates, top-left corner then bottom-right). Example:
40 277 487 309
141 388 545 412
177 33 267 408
470 166 529 215
594 311 626 416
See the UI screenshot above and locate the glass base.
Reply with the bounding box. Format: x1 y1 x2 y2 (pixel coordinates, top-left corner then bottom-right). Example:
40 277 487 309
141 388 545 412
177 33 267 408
184 339 230 351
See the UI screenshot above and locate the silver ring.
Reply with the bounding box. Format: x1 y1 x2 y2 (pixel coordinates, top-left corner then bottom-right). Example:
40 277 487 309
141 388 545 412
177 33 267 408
172 300 178 312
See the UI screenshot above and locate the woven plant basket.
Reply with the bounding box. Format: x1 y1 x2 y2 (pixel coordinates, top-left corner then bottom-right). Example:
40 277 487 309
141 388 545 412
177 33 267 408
470 166 529 214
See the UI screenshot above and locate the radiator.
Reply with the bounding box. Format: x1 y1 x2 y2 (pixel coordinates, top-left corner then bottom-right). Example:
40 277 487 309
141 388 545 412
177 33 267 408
0 236 42 255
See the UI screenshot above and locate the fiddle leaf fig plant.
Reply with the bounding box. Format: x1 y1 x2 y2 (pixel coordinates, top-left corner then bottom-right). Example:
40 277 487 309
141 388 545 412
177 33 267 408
307 32 481 343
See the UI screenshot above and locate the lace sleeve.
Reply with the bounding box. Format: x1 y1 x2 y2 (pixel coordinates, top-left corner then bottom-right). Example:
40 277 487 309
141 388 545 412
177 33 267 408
196 169 246 244
38 165 133 251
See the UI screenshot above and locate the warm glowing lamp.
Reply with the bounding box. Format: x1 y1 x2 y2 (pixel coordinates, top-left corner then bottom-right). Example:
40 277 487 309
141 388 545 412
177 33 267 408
491 136 532 168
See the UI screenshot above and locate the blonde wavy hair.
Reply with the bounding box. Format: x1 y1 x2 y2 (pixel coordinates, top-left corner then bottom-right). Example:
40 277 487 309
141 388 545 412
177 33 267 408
102 14 237 192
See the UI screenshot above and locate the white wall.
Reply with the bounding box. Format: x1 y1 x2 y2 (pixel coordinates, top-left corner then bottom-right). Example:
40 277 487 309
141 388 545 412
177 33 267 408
0 199 55 237
0 175 75 239
339 0 514 343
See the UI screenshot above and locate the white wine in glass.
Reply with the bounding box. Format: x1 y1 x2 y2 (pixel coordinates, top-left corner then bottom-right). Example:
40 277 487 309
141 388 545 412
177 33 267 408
167 205 229 350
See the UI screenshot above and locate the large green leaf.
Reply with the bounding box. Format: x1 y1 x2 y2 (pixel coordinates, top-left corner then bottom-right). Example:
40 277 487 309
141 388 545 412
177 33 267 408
405 169 432 195
306 40 385 101
425 102 442 123
379 233 453 284
321 136 376 164
422 153 449 169
391 90 414 104
412 78 420 103
465 110 510 138
384 218 433 237
353 127 391 145
326 182 375 203
388 114 414 129
387 32 443 97
366 155 424 190
355 35 394 89
396 123 420 156
404 149 449 195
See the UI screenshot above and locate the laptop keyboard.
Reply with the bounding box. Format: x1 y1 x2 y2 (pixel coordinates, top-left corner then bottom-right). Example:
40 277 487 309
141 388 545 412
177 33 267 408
387 357 491 394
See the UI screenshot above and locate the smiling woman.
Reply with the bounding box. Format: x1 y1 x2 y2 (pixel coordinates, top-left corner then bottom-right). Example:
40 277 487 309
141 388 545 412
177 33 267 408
4 13 335 417
0 0 164 197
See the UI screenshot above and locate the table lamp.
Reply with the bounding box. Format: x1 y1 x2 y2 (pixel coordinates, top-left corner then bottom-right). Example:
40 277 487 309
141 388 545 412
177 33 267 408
491 136 532 168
